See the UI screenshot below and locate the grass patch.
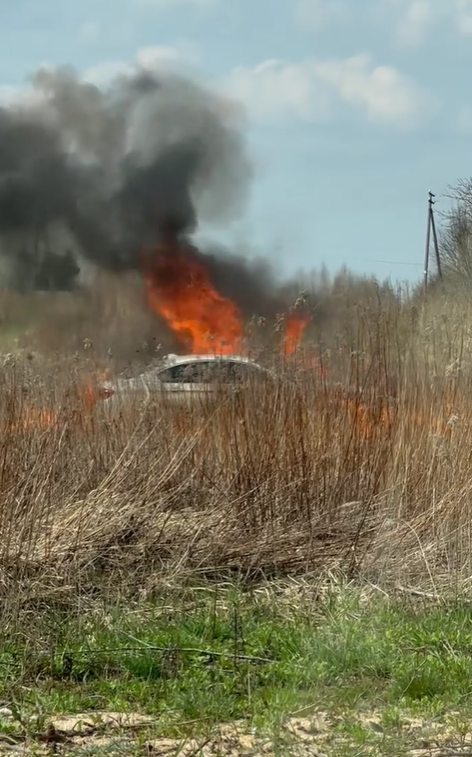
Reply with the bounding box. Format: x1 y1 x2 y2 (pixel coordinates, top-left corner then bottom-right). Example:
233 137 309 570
0 280 472 753
3 581 472 754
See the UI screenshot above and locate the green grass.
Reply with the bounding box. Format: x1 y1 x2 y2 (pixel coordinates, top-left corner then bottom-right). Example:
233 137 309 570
3 580 472 753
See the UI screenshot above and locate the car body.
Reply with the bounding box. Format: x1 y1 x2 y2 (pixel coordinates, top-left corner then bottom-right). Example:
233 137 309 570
98 353 273 409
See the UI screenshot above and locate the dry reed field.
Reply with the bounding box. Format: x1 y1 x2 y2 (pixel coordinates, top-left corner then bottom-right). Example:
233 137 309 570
3 58 472 756
0 276 471 755
0 273 469 603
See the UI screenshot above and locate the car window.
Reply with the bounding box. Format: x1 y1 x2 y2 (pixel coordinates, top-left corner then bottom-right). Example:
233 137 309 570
157 360 265 384
156 363 203 383
225 362 266 382
191 361 266 384
157 362 228 384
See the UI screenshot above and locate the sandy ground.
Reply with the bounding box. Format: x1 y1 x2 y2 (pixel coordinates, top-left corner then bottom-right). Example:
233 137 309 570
0 709 470 756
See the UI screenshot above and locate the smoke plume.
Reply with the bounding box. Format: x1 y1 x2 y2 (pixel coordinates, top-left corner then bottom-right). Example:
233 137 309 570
0 64 254 287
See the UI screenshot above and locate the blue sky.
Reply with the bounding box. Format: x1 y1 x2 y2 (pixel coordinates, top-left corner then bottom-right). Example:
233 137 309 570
0 0 471 284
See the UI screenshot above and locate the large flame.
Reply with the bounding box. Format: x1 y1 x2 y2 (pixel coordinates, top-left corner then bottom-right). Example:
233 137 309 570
144 237 243 355
144 233 313 356
284 313 311 355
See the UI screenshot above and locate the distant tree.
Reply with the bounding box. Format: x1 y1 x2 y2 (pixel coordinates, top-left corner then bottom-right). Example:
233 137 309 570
9 246 80 292
34 248 80 291
440 179 472 286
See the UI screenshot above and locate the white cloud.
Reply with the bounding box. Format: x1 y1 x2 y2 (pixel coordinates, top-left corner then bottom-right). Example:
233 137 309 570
369 0 438 46
77 22 101 45
455 104 472 132
136 42 201 68
133 0 216 9
0 49 436 131
295 0 472 44
83 43 200 86
294 0 347 31
316 54 433 123
393 0 432 46
453 0 472 35
366 0 472 48
226 54 437 127
380 0 472 44
226 60 330 121
0 45 202 113
295 0 436 43
82 60 131 86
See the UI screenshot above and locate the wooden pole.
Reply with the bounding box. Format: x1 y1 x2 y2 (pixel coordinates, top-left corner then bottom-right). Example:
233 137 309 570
429 197 442 280
423 191 433 294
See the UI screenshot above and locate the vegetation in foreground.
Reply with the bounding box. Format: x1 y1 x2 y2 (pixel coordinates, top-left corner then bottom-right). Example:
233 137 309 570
0 258 472 752
1 580 472 755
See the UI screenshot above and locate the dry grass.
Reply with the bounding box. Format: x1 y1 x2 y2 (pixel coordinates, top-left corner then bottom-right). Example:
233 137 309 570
2 277 472 752
0 274 471 613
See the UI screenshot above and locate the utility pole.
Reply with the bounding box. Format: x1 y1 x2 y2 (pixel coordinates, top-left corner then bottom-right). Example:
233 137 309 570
423 191 443 295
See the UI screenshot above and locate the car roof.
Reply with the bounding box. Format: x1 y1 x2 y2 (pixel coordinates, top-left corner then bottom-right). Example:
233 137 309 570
162 353 257 366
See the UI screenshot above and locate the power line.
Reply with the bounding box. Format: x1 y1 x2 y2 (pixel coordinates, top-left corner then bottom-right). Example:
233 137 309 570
369 260 422 266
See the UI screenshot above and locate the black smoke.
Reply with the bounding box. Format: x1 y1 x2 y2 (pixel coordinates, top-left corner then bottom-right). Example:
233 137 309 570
0 64 254 289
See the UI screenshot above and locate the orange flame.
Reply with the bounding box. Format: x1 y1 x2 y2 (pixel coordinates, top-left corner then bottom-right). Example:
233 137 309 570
347 399 395 439
143 231 314 358
144 239 243 355
7 370 110 433
284 313 310 355
9 407 57 431
82 369 110 410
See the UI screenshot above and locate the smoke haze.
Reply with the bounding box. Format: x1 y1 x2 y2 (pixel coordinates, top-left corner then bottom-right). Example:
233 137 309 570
0 64 254 285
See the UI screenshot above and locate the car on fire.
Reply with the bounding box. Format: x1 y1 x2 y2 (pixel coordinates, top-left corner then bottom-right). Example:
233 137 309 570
97 353 273 408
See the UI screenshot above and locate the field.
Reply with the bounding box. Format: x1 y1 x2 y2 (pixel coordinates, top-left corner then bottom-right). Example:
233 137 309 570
2 273 472 755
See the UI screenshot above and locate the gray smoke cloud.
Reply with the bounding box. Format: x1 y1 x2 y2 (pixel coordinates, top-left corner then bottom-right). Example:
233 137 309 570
0 64 252 282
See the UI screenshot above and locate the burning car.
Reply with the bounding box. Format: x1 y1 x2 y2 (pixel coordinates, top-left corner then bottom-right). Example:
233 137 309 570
97 353 273 408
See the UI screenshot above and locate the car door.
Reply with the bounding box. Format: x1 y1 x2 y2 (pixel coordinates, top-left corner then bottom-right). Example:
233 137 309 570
156 361 219 405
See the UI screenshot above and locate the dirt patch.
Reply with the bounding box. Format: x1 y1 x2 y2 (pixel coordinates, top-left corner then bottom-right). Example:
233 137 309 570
1 709 472 756
51 711 156 731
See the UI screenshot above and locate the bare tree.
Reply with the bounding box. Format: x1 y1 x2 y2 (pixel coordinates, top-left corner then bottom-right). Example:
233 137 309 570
441 179 472 285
